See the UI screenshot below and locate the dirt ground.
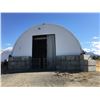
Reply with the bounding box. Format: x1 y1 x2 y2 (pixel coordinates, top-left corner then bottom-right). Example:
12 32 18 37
1 72 100 87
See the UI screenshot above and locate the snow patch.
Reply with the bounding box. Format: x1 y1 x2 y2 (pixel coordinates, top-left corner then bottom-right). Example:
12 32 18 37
0 47 13 62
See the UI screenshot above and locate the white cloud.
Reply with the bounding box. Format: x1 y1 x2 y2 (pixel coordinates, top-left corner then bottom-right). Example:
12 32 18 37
83 48 91 52
91 41 100 49
83 36 100 55
5 43 12 46
92 36 100 40
91 41 100 55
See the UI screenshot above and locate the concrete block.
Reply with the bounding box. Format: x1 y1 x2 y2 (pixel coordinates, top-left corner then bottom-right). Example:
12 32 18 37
80 66 88 72
88 66 96 71
88 60 96 66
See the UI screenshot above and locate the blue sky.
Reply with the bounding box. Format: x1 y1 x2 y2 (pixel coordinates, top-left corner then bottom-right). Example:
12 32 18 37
1 13 100 54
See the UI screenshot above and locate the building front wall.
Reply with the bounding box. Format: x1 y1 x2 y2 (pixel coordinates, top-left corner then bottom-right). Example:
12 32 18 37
12 24 82 57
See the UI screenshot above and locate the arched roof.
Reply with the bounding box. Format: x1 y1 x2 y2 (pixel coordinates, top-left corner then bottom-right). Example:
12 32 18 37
12 23 82 56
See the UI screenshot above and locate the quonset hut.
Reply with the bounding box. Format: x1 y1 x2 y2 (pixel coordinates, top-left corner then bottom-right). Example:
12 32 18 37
8 24 95 72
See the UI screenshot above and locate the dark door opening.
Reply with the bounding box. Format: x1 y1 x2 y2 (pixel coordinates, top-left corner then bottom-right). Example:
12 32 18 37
32 35 47 70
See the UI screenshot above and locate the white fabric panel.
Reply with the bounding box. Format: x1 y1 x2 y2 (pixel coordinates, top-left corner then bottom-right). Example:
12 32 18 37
47 34 56 67
12 24 82 56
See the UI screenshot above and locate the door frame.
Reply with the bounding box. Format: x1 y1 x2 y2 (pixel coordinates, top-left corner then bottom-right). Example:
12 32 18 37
32 34 56 70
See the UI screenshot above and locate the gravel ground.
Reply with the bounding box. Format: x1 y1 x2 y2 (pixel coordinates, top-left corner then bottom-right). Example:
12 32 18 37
1 72 100 87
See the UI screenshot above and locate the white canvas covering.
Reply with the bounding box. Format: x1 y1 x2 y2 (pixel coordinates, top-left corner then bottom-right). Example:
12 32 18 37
12 24 82 56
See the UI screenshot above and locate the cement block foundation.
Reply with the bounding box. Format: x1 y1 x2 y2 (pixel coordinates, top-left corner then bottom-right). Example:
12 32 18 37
8 55 96 72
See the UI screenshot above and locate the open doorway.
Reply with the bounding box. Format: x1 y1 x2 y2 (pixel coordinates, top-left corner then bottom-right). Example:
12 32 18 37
32 34 56 70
